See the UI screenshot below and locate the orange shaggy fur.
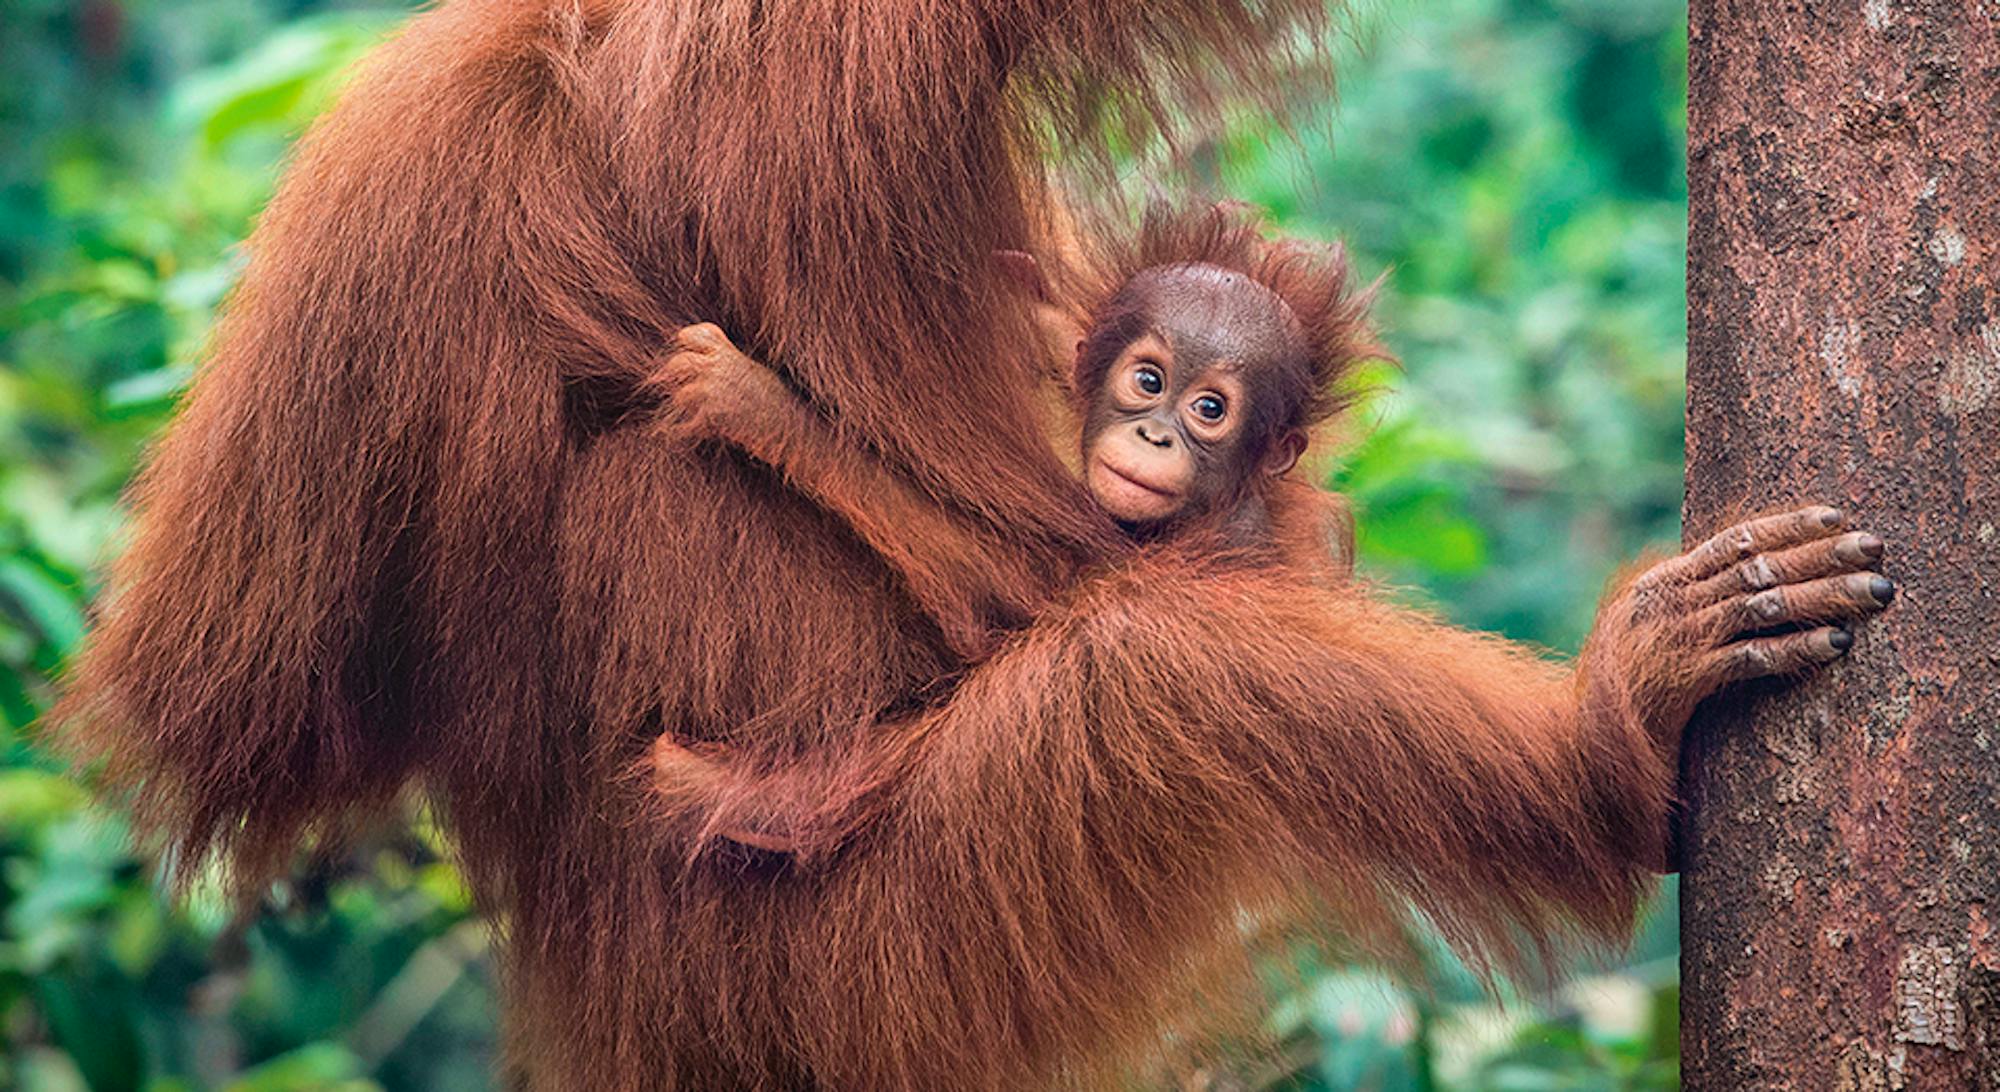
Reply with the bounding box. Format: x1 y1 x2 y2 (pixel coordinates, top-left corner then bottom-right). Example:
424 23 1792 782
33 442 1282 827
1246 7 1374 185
57 2 1685 1088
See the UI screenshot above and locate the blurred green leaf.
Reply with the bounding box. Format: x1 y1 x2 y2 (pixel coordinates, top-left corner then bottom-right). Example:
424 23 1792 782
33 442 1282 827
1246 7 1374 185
9 1047 91 1092
103 363 194 414
1357 485 1490 576
35 971 147 1092
222 1042 379 1092
0 555 86 659
0 768 88 828
172 17 402 150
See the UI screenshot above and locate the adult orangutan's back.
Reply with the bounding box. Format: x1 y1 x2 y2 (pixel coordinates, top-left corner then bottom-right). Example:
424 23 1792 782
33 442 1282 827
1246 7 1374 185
58 2 1352 1087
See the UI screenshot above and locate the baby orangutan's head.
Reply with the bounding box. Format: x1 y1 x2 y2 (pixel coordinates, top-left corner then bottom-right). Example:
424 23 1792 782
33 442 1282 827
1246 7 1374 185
1054 202 1378 530
1076 265 1314 526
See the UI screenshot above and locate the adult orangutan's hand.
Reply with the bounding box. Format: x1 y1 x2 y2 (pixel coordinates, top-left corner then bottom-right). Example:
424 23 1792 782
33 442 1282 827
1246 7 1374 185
1583 505 1894 745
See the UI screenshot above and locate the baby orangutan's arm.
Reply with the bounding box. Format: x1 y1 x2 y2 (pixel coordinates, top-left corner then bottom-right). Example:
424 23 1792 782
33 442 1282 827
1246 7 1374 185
654 324 1054 661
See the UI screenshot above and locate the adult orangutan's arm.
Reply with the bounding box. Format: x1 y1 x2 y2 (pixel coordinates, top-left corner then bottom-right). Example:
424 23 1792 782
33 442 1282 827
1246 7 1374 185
650 505 1890 913
669 507 1891 1089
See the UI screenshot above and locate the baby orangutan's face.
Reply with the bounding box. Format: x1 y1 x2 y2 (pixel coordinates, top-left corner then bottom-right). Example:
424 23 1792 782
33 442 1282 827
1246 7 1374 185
1084 333 1254 524
1079 267 1309 528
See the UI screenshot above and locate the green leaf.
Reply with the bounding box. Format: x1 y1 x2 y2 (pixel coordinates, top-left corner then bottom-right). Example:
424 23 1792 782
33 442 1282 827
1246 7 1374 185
220 1042 377 1092
33 973 147 1092
0 769 89 830
170 16 404 151
1356 488 1490 576
0 556 87 659
103 364 195 415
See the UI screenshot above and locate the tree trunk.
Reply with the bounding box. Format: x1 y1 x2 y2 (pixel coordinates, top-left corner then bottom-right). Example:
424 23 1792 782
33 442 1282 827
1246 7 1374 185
1681 2 2000 1088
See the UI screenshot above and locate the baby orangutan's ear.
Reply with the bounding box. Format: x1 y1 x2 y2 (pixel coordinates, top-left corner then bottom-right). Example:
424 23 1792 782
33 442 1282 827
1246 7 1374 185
1262 430 1308 477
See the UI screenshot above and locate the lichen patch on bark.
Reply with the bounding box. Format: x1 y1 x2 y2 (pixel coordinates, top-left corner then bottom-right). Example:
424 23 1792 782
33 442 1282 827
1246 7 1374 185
1896 940 1967 1050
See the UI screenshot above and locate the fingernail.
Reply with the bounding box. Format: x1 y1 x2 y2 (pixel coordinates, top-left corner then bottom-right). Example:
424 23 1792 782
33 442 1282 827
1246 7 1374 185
1821 508 1845 527
1858 533 1884 559
1870 576 1896 604
1830 629 1854 651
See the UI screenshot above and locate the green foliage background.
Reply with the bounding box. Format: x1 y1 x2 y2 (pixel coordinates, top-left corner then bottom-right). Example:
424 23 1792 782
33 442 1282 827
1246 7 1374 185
0 1 1688 1088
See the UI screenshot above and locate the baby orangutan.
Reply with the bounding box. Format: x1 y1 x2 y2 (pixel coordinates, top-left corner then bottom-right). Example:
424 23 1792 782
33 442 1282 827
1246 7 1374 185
650 206 1376 860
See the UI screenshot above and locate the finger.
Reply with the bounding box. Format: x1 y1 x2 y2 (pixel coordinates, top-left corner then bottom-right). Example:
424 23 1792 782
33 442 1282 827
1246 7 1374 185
652 352 720 395
1664 506 1847 584
1700 626 1854 687
1694 571 1895 641
675 322 729 353
1686 530 1886 606
642 351 698 394
709 823 803 856
650 395 712 440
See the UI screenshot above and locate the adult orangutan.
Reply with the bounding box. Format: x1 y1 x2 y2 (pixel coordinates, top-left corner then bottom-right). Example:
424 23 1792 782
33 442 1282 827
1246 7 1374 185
57 1 1896 1089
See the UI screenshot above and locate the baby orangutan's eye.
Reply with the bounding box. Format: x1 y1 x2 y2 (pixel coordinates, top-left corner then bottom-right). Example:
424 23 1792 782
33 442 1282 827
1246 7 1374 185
1191 393 1226 421
1135 365 1165 396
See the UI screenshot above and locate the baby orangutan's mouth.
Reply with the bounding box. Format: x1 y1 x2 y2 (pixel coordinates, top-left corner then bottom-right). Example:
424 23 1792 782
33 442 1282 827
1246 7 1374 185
1088 453 1185 523
1098 459 1176 497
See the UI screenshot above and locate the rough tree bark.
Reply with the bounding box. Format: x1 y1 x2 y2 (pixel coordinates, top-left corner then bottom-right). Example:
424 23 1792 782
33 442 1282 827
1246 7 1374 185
1682 2 2000 1088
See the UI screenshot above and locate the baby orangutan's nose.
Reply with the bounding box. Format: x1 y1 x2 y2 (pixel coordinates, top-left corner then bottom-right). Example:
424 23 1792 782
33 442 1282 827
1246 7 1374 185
1136 423 1174 448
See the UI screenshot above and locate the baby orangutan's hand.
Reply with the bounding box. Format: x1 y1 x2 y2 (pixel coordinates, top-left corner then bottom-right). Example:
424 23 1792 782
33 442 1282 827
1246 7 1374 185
654 323 797 444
